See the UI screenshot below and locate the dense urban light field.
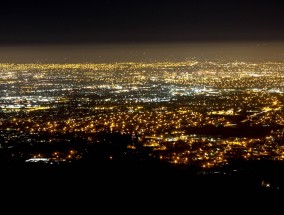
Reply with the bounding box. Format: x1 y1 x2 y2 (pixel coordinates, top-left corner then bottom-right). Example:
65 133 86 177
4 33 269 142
1 60 283 172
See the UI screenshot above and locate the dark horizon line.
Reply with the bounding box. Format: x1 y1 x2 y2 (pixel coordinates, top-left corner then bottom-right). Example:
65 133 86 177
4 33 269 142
1 38 284 46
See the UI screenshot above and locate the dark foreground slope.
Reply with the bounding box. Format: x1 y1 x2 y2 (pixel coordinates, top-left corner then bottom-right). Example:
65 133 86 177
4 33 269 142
1 159 284 193
1 160 284 212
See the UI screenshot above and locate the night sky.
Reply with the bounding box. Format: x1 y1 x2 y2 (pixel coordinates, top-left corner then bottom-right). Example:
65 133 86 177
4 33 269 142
1 0 284 44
